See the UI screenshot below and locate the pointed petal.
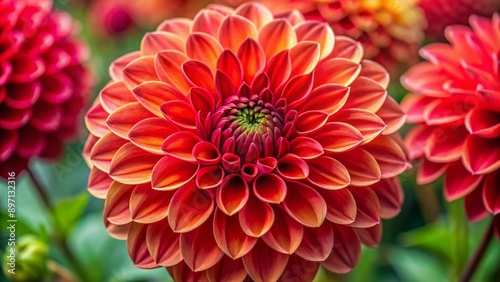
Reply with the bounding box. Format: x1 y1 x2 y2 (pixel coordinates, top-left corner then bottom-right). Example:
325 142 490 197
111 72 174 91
265 50 291 91
417 159 448 185
465 108 500 138
217 50 243 89
157 18 192 38
90 132 128 173
99 81 136 114
424 126 467 163
311 122 363 153
318 188 356 224
348 187 380 228
160 131 201 162
132 81 187 117
359 60 389 88
283 181 326 228
216 174 249 215
103 181 134 225
307 156 350 190
152 155 199 190
262 209 304 254
109 51 140 81
242 239 289 282
196 165 224 189
276 154 309 180
155 50 190 93
404 124 434 160
356 224 382 247
483 170 500 214
186 33 223 70
129 183 174 224
289 41 320 76
239 194 275 237
371 177 404 219
298 84 350 115
206 256 247 282
127 223 157 269
109 143 162 184
314 58 360 86
258 19 296 59
146 218 183 266
400 94 434 123
180 219 224 272
193 141 221 165
129 117 179 155
322 225 361 274
294 21 335 60
332 109 386 144
444 161 483 201
85 101 109 137
463 135 500 175
327 36 363 63
279 254 319 282
141 32 184 56
253 173 287 204
464 184 488 222
168 181 213 233
122 56 159 89
237 38 266 84
106 102 155 140
289 137 324 160
234 2 273 29
213 209 257 259
88 167 113 199
335 148 381 186
376 96 406 135
161 100 197 129
363 135 408 178
218 15 257 54
192 9 224 37
295 223 334 261
295 110 328 134
281 72 314 108
167 261 209 282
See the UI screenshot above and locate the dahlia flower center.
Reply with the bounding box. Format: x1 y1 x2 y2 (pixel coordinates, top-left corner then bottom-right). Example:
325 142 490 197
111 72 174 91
213 95 284 162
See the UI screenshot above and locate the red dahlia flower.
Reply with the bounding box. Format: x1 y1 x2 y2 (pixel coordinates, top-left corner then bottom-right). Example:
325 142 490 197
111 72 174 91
84 2 409 280
402 14 500 232
219 0 427 76
0 0 91 178
419 0 500 40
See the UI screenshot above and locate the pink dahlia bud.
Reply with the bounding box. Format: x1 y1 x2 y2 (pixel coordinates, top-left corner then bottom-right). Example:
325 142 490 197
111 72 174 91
402 14 500 228
84 2 409 280
0 0 92 178
88 0 135 37
419 0 500 40
219 0 427 76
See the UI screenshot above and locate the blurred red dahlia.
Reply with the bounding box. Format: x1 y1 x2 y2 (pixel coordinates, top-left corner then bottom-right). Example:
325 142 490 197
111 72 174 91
402 14 500 231
0 0 91 178
84 2 409 281
219 0 427 76
419 0 500 40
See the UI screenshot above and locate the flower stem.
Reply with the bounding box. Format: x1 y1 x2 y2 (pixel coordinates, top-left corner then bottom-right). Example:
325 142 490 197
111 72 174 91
448 200 468 280
459 218 494 282
27 167 87 282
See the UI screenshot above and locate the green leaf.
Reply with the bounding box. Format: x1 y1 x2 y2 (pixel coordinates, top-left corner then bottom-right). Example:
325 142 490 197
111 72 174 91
388 247 448 282
400 221 452 261
53 193 89 238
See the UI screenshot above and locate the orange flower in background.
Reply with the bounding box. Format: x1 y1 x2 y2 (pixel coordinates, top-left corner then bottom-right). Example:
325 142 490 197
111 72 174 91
0 0 91 178
402 14 500 233
84 2 409 280
419 0 500 40
219 0 427 76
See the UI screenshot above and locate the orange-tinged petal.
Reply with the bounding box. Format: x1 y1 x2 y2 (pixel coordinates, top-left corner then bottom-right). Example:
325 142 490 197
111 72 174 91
168 261 209 282
106 102 155 140
417 158 448 185
328 36 363 63
146 218 183 267
189 87 216 117
206 256 247 282
318 188 356 224
216 174 249 215
157 18 192 39
289 136 323 160
335 148 381 186
258 19 296 59
262 208 303 254
307 156 350 190
105 219 131 240
242 239 289 282
265 50 291 91
315 58 360 87
371 177 404 219
141 32 184 56
276 154 309 180
344 77 387 113
109 143 162 184
88 166 113 199
127 223 157 269
132 81 187 117
122 56 159 89
423 97 475 126
283 181 326 227
289 41 320 76
85 101 109 137
400 94 434 123
294 21 335 60
279 254 319 282
239 193 274 237
90 132 128 173
234 2 273 29
359 60 389 88
444 161 483 201
217 50 243 90
104 181 134 225
192 9 224 38
213 209 257 259
298 84 350 115
129 183 174 224
463 135 500 175
295 110 328 134
349 187 380 228
253 173 287 204
186 33 223 70
218 15 257 54
99 81 136 114
129 117 179 155
363 135 408 178
376 96 406 134
332 109 386 144
155 50 190 93
182 60 215 94
356 224 382 247
160 100 197 129
295 223 333 261
161 131 201 162
152 155 198 190
281 72 314 108
311 122 363 153
238 38 266 84
109 51 140 81
180 219 224 272
196 165 224 189
322 225 361 274
168 181 213 233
